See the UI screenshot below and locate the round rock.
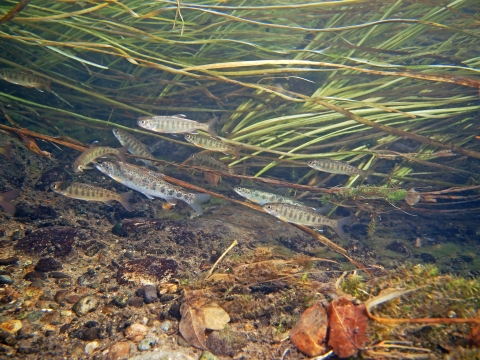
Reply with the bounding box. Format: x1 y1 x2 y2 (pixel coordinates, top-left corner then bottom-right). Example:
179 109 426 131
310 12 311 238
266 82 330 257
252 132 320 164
72 295 100 316
35 257 63 272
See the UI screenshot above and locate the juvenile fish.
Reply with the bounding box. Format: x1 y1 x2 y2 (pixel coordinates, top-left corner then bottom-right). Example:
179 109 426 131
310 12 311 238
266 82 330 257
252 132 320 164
263 203 351 239
73 144 127 173
0 189 20 214
185 134 239 159
234 187 305 206
50 181 133 211
307 159 367 177
0 143 13 160
138 114 217 138
112 128 159 169
190 153 234 174
0 69 50 92
94 161 210 215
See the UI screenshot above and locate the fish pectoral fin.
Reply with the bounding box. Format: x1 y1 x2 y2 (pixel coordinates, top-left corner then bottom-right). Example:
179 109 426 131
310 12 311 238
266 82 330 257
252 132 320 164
102 200 115 207
276 216 289 223
141 192 155 200
166 198 177 205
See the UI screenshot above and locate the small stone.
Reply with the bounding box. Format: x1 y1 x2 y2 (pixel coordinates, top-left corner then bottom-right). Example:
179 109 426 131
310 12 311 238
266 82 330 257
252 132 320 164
108 342 130 360
72 295 100 316
34 257 62 272
49 271 70 279
0 257 18 265
160 320 173 333
65 294 81 304
29 278 44 287
138 337 157 351
60 310 73 317
117 257 178 285
74 327 99 341
206 329 247 357
24 271 47 280
199 351 219 360
128 297 144 308
54 290 68 303
125 323 148 342
0 320 22 334
112 293 130 308
26 311 44 322
85 340 100 355
0 274 13 285
136 285 158 304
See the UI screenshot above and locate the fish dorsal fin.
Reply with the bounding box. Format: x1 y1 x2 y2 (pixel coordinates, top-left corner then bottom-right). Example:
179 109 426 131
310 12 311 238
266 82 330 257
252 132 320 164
89 141 99 148
173 114 187 118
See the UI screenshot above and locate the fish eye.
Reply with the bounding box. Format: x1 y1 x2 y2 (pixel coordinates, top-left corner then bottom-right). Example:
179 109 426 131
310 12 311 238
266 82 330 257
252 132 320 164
52 184 57 189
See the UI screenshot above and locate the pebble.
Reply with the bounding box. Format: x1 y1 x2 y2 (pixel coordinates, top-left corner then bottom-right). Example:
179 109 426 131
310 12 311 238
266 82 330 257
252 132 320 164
34 257 63 272
0 274 13 285
24 271 47 280
136 285 158 304
60 310 73 317
0 257 18 265
160 320 173 333
49 271 70 279
138 337 157 351
112 293 130 308
199 351 219 360
129 350 196 360
128 296 144 308
125 323 148 341
108 341 130 360
27 311 44 322
0 319 22 334
72 295 100 316
85 340 100 355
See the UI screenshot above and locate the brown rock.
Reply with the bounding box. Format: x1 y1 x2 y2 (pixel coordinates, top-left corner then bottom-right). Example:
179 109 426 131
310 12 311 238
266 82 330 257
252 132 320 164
289 302 328 357
108 342 130 360
125 323 148 342
0 320 22 334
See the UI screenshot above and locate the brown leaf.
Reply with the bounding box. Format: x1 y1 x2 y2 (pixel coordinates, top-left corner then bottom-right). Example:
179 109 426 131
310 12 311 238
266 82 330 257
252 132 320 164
289 301 328 357
179 299 207 350
326 296 369 359
203 302 230 330
204 172 220 186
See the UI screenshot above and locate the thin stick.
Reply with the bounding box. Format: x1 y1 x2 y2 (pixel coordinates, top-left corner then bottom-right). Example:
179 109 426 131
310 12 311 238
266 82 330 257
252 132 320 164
206 240 238 280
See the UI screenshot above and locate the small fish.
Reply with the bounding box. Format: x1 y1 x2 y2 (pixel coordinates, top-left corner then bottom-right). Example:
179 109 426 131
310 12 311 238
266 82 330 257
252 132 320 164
0 189 20 214
263 203 351 239
50 181 133 211
138 114 217 138
94 161 210 215
185 134 240 159
0 69 50 92
112 128 159 169
307 159 367 177
190 153 234 174
0 143 13 160
234 187 306 207
73 144 127 173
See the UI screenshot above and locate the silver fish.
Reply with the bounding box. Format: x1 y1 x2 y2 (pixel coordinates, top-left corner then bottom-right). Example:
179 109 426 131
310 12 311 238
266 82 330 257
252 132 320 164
263 203 351 238
185 134 239 159
50 181 133 211
138 114 217 138
112 128 160 169
94 161 210 215
73 144 127 173
307 159 367 177
190 153 234 174
234 187 305 206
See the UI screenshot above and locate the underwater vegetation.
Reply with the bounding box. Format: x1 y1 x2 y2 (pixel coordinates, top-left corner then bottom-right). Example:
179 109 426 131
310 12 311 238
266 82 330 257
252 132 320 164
0 0 480 358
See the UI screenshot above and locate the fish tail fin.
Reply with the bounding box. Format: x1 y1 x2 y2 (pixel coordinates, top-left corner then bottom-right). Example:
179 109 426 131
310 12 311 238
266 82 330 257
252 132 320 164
334 215 352 239
3 143 13 160
119 191 134 212
206 116 218 138
0 189 20 215
117 145 129 163
187 193 211 215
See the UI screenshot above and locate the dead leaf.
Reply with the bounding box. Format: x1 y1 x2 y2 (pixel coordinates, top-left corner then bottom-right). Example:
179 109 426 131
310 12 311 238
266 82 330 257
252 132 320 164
204 172 220 186
179 299 207 350
289 301 328 357
326 296 369 359
203 302 230 330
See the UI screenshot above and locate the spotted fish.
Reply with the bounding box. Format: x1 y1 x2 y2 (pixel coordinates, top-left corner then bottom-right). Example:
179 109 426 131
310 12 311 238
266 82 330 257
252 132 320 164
73 144 128 173
0 69 50 92
50 181 133 211
112 128 159 169
185 134 239 159
94 161 210 215
190 153 234 174
263 203 351 238
234 187 305 206
0 189 20 214
138 114 217 138
307 159 367 177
